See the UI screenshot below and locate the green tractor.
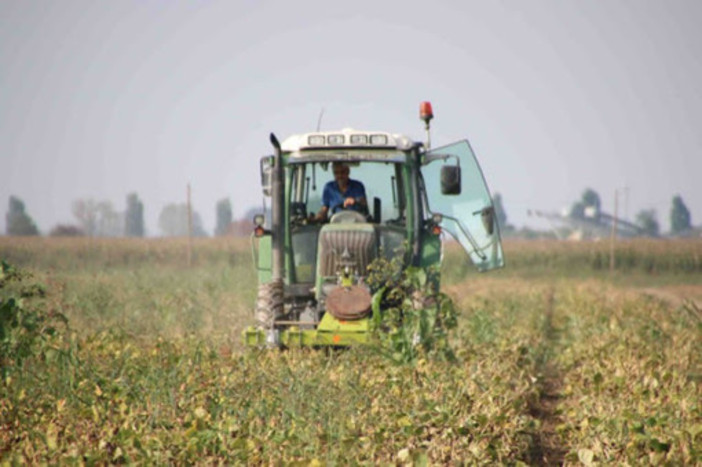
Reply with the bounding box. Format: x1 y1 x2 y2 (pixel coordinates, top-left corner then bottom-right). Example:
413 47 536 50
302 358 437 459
244 103 503 347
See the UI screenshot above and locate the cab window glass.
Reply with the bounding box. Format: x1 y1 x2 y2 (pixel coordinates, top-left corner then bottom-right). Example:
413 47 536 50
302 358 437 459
423 140 504 271
297 162 405 223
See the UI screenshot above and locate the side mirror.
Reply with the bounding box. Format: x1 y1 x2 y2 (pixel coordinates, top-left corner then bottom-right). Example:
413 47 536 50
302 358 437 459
481 206 495 236
260 156 273 197
440 165 461 195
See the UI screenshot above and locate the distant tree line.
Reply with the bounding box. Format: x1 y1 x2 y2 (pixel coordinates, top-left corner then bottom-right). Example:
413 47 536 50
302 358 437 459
67 192 146 237
565 188 693 237
4 193 146 238
3 193 258 238
491 189 696 238
5 190 695 238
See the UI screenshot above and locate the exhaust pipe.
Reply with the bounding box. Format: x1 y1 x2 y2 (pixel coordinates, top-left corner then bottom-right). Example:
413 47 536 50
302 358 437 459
268 133 285 329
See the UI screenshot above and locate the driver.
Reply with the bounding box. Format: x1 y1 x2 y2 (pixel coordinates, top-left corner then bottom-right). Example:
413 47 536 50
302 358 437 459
313 162 367 222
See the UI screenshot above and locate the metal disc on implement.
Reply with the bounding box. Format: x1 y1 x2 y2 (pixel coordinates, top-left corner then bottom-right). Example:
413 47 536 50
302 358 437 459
326 285 372 321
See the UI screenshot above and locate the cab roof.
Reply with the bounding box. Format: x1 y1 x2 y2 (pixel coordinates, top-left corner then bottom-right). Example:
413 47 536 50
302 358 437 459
281 128 416 154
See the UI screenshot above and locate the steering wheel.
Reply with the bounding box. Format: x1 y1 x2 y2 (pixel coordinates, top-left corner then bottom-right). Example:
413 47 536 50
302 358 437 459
329 202 346 213
329 203 367 224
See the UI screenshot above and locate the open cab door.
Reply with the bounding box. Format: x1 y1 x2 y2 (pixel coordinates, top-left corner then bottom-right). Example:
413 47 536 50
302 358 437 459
422 140 504 271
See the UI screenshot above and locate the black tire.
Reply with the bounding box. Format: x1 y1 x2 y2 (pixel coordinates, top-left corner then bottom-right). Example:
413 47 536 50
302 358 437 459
255 280 283 328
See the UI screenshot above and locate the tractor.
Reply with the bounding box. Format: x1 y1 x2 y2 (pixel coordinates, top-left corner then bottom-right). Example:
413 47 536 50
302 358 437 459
244 102 503 347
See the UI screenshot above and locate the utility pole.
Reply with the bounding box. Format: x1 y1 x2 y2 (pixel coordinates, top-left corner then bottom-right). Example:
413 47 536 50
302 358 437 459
187 183 193 267
609 189 619 274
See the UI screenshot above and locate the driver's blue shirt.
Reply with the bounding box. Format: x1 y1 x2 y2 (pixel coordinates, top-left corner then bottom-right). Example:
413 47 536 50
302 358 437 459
322 179 366 214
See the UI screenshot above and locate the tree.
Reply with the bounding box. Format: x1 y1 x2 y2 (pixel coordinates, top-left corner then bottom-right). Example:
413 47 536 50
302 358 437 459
215 198 233 236
670 195 691 234
581 188 601 217
571 188 601 220
72 199 97 237
72 199 122 237
125 193 145 237
492 193 507 228
491 192 514 232
569 201 586 220
5 196 39 236
635 209 659 237
158 203 207 237
95 201 122 237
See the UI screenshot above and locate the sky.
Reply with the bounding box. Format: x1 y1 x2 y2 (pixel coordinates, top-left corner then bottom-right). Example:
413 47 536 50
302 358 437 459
2 0 701 235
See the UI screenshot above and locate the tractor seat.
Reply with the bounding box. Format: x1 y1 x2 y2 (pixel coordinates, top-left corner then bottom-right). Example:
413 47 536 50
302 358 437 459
316 224 378 279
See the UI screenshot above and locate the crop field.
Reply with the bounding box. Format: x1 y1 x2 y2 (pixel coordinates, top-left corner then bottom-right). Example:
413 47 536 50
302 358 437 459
1 237 701 464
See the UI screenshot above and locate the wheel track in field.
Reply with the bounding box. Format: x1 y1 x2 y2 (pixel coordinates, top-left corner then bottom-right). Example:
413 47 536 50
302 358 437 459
525 287 568 466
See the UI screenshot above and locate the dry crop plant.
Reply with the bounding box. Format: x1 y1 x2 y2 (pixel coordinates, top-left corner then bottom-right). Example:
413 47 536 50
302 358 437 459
0 254 539 464
1 238 701 463
365 251 458 363
550 285 701 464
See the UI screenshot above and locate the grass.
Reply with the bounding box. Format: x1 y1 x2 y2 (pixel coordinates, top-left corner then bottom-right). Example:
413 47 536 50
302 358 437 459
0 237 701 463
0 238 256 345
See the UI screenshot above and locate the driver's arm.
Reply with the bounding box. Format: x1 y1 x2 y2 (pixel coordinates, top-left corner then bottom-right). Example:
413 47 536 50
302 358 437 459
313 183 332 222
314 205 329 221
342 196 366 208
342 181 367 208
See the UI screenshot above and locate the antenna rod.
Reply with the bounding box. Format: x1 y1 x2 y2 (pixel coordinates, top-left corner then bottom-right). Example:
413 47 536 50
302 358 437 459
316 108 325 132
425 121 431 150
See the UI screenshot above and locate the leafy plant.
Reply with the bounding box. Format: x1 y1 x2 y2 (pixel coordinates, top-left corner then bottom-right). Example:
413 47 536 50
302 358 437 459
366 253 457 363
0 261 67 378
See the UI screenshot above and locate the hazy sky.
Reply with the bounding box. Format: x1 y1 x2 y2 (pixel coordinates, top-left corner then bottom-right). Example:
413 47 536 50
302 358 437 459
2 0 701 235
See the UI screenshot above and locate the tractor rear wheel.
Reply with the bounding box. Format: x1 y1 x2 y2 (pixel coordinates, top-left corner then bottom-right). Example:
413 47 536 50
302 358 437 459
255 280 284 328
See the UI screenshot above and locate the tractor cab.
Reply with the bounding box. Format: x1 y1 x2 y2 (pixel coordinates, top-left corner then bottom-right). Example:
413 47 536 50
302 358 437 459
245 104 503 347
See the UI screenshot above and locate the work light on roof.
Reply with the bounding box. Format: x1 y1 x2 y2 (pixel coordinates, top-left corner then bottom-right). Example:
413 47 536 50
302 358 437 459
350 134 368 145
327 134 345 145
308 135 325 146
370 134 388 146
